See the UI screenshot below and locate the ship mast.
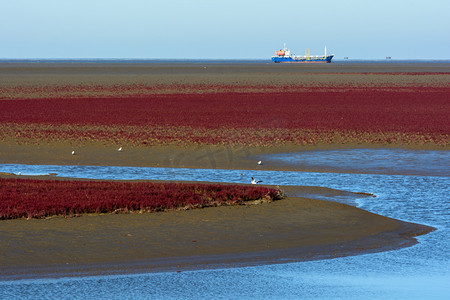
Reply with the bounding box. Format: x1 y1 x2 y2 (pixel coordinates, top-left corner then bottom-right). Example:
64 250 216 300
325 46 327 57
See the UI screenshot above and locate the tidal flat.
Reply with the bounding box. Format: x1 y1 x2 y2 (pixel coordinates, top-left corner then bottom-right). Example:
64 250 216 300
0 62 448 298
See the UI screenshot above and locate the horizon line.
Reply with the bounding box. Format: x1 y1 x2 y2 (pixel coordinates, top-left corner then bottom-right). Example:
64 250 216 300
1 58 449 63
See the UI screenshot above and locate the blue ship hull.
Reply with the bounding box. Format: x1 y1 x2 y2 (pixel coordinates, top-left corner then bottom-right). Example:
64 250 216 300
272 55 333 63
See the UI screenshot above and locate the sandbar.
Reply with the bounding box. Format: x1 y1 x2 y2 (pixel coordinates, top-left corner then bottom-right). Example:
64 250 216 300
0 62 444 279
0 184 434 280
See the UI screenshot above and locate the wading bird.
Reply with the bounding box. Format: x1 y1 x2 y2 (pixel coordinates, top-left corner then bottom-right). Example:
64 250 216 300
118 147 122 152
71 151 76 155
251 177 262 184
257 161 262 165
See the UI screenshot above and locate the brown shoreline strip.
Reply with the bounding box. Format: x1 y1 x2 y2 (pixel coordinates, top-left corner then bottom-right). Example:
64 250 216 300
0 186 434 280
0 64 443 279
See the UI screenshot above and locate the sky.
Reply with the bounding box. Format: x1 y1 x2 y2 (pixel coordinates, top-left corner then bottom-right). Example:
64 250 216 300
1 0 449 60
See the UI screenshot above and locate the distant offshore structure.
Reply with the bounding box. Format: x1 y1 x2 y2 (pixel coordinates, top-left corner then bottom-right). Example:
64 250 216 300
272 44 333 63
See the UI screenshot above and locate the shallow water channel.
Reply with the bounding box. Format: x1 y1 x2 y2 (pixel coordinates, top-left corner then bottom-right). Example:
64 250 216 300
0 148 449 299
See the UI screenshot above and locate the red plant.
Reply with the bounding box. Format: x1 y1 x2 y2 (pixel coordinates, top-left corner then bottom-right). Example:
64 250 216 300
0 178 283 220
0 86 448 146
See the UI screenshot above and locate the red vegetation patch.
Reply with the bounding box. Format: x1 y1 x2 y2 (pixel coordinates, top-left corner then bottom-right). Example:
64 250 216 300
0 178 283 220
0 87 448 146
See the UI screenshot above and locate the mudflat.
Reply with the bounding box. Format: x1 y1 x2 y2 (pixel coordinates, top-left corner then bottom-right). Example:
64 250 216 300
1 62 449 98
0 142 436 279
0 62 445 278
0 184 434 279
0 141 447 174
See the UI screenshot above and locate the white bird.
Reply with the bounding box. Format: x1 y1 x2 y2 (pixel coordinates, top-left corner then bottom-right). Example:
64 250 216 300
17 172 21 176
71 151 75 155
257 161 262 165
251 177 262 184
118 147 122 152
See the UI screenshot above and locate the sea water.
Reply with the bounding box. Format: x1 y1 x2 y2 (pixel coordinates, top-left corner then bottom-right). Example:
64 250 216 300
262 148 450 177
0 148 449 299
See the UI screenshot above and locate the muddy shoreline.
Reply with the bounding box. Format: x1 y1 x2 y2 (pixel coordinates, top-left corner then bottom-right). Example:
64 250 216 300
1 142 448 174
0 184 435 280
0 141 440 279
0 143 437 280
0 63 445 279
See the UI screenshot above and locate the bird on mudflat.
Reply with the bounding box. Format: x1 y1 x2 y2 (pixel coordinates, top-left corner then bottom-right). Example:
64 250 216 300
118 147 122 152
71 151 76 155
257 160 262 165
251 177 262 184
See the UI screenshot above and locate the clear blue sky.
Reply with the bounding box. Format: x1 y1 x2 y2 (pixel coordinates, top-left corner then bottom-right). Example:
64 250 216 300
2 0 449 59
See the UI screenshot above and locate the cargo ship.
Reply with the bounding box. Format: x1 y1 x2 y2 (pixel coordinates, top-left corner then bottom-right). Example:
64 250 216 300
272 44 333 63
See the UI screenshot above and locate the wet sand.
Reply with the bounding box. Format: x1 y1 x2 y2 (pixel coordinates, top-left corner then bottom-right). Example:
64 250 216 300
0 142 436 279
0 141 447 174
1 62 449 99
0 184 434 280
0 62 444 279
